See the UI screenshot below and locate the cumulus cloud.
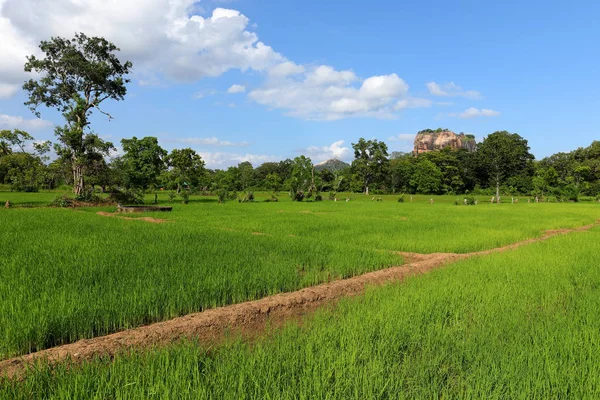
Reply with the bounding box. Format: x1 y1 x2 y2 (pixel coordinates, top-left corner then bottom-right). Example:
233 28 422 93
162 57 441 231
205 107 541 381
426 82 481 99
198 151 281 168
0 1 437 121
177 136 249 147
304 140 351 162
0 1 284 91
0 114 53 130
250 71 410 120
450 107 500 118
227 84 246 94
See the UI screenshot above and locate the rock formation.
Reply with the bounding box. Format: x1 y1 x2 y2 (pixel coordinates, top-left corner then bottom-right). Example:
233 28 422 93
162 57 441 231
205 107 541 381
413 129 476 154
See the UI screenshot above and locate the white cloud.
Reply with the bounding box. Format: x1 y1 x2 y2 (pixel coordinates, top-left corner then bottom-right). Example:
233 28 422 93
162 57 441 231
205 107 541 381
267 61 305 77
177 137 249 147
426 82 481 99
0 2 284 92
450 107 500 118
395 98 433 110
0 114 53 130
0 83 19 98
388 133 415 142
250 70 411 120
198 151 280 168
227 84 246 94
304 140 351 162
0 1 438 121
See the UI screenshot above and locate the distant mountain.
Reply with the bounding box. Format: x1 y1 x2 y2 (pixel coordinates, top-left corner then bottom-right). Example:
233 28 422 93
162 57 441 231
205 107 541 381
314 159 350 172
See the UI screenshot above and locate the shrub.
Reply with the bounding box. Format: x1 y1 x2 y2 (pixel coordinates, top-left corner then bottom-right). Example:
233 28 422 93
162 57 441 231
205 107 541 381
397 195 405 203
108 189 144 205
167 192 177 203
75 190 102 204
217 189 228 204
50 195 74 208
315 194 323 202
292 191 305 202
240 192 255 203
180 190 190 204
328 191 337 200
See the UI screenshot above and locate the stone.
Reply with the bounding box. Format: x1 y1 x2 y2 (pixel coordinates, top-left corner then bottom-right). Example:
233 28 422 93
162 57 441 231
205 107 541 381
414 129 477 154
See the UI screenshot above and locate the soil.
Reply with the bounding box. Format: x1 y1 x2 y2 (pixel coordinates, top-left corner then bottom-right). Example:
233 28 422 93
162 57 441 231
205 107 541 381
1 220 597 379
96 212 168 224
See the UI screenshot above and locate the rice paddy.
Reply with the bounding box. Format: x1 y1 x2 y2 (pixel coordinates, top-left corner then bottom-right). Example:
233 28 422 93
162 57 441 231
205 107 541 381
1 191 599 398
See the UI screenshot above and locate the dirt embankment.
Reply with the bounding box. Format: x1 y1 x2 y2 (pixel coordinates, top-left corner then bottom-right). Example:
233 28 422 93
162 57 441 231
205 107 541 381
1 221 598 379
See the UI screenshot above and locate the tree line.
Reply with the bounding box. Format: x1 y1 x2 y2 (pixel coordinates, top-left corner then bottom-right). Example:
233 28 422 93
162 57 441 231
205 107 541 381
1 32 599 202
2 127 600 202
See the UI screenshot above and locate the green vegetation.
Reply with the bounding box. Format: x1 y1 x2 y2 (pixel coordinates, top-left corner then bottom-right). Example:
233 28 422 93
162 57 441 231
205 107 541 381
0 196 598 359
3 214 600 398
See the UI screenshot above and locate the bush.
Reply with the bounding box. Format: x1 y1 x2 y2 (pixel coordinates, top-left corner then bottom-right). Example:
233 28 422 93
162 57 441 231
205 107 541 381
75 190 102 204
108 189 144 205
328 191 337 200
50 195 75 208
455 196 477 206
217 189 228 203
315 194 323 202
180 190 190 204
167 192 177 203
240 192 255 203
397 195 405 203
292 191 305 202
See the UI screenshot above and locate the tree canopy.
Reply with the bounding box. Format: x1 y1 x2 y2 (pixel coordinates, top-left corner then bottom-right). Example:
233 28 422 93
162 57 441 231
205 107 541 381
23 32 132 195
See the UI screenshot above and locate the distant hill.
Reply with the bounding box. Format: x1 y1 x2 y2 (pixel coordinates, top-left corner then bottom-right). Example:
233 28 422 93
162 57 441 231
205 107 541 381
314 159 350 172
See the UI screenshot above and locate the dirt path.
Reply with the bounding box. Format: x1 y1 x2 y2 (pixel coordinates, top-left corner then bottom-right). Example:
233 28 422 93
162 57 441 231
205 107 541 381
1 221 598 379
96 211 168 224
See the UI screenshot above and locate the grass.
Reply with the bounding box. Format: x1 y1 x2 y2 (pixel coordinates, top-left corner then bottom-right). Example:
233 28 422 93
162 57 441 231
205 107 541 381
4 225 600 398
0 193 599 362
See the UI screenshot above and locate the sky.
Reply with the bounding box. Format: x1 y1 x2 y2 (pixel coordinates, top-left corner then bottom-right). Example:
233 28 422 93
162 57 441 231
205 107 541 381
1 0 599 168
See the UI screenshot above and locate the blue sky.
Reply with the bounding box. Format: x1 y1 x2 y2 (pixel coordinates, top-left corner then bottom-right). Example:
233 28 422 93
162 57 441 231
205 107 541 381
1 0 599 168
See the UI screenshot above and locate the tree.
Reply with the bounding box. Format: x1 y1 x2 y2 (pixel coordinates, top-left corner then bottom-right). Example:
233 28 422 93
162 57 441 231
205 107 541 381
287 155 314 200
410 159 442 194
476 131 534 199
351 138 389 194
237 161 255 190
120 137 167 191
166 148 206 192
0 129 35 153
23 32 132 195
389 154 414 193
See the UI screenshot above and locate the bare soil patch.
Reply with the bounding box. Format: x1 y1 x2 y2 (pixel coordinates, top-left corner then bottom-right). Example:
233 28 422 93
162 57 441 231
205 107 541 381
1 220 597 379
96 212 168 224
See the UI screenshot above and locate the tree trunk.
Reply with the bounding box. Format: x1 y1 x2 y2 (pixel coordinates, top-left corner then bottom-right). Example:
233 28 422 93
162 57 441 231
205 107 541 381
72 164 84 195
495 175 500 203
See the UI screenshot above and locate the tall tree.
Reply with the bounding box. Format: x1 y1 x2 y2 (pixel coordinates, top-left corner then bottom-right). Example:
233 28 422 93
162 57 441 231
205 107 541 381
351 138 389 195
166 148 206 192
410 159 443 194
476 131 534 199
287 155 314 200
23 32 132 195
120 137 167 191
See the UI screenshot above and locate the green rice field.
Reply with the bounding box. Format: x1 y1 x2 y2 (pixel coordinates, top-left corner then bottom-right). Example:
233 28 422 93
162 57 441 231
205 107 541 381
1 191 599 398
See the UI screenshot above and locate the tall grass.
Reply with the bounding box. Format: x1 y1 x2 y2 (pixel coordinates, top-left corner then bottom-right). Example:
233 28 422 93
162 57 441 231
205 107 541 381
4 227 600 398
